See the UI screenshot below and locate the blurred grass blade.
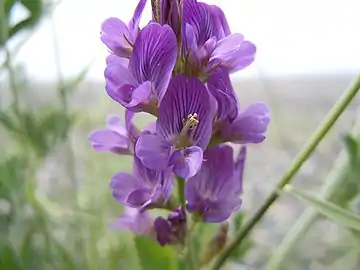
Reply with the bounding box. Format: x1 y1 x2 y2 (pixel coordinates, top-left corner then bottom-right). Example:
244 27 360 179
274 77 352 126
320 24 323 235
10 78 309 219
0 0 8 45
285 185 360 231
134 236 178 270
344 135 359 167
0 242 23 270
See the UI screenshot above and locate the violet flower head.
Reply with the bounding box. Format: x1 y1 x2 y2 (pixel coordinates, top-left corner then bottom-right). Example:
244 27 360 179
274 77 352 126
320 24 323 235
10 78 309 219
185 145 246 222
154 207 187 246
101 0 147 58
182 0 256 76
93 0 271 245
110 206 153 235
110 155 174 211
104 22 178 113
135 74 213 179
88 112 138 155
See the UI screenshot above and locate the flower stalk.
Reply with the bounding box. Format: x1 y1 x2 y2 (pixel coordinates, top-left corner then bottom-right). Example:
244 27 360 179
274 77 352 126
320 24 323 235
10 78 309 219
211 73 360 270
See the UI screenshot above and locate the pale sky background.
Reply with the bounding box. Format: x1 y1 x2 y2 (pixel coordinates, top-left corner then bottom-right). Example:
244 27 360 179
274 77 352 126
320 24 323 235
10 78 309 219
7 0 360 81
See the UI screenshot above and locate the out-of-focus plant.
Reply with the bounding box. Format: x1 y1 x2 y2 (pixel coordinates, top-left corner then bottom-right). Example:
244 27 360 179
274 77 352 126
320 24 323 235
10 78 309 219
1 0 43 47
0 0 89 269
268 115 360 269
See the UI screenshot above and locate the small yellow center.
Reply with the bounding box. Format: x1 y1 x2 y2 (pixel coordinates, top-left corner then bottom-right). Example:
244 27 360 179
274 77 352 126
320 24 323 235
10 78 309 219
176 113 199 147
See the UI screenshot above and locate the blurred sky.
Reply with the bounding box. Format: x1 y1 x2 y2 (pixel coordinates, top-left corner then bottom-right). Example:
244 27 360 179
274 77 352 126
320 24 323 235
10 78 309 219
9 0 360 81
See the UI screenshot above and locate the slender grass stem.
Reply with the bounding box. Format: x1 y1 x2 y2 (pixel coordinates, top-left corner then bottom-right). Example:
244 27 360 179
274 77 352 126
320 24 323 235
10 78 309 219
211 73 360 270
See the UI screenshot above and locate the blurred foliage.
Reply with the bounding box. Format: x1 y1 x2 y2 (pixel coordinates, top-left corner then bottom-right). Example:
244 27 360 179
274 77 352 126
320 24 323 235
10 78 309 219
330 135 360 208
134 236 178 270
1 0 43 46
286 185 360 232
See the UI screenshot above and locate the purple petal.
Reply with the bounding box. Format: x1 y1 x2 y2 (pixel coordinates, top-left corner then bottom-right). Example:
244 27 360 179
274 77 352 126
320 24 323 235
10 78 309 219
106 115 127 136
223 41 257 73
234 146 246 194
183 1 215 46
101 17 133 57
208 33 253 72
105 62 152 109
157 75 213 150
105 61 136 87
125 110 135 131
128 0 147 37
185 145 241 221
129 23 177 100
105 64 138 105
88 129 128 151
223 102 270 144
170 146 203 179
110 207 153 235
130 156 174 208
135 134 172 170
127 81 152 108
207 67 238 123
109 172 139 203
209 5 230 38
202 200 238 223
106 54 129 67
126 188 152 207
210 34 244 61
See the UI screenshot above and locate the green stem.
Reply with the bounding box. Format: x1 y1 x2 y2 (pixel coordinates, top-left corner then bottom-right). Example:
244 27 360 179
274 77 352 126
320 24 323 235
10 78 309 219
267 111 360 269
177 177 186 206
176 177 197 270
4 47 20 117
211 73 360 270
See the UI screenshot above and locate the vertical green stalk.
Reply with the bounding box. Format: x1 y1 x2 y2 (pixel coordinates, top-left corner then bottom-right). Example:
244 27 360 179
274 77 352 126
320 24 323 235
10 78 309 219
267 113 360 269
176 177 197 270
211 73 360 270
0 0 7 46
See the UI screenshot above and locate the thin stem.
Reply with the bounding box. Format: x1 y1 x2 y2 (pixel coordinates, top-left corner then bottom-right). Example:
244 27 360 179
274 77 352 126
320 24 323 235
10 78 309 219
211 73 360 270
268 111 360 269
176 177 197 270
177 177 186 206
4 47 21 116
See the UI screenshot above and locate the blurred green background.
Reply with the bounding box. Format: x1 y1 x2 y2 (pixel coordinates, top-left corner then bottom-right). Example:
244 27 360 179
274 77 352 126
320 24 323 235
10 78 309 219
1 0 360 269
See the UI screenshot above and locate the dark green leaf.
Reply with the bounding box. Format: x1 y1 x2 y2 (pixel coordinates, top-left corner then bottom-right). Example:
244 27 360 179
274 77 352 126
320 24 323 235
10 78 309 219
228 213 252 260
344 135 359 167
8 0 43 39
0 242 23 270
134 236 178 270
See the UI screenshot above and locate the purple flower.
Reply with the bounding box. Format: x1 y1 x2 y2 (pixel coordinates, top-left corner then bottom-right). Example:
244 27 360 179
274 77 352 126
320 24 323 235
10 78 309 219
154 207 187 246
207 66 238 124
88 112 139 155
110 155 174 211
135 74 213 179
185 145 246 222
104 22 178 113
110 206 153 235
182 0 256 75
101 0 147 58
219 103 270 144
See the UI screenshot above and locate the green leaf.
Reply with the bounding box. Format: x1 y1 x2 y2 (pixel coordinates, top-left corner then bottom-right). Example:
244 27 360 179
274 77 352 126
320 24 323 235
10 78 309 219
0 0 8 46
0 242 23 270
285 185 360 232
228 213 252 260
344 135 359 167
134 236 178 270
